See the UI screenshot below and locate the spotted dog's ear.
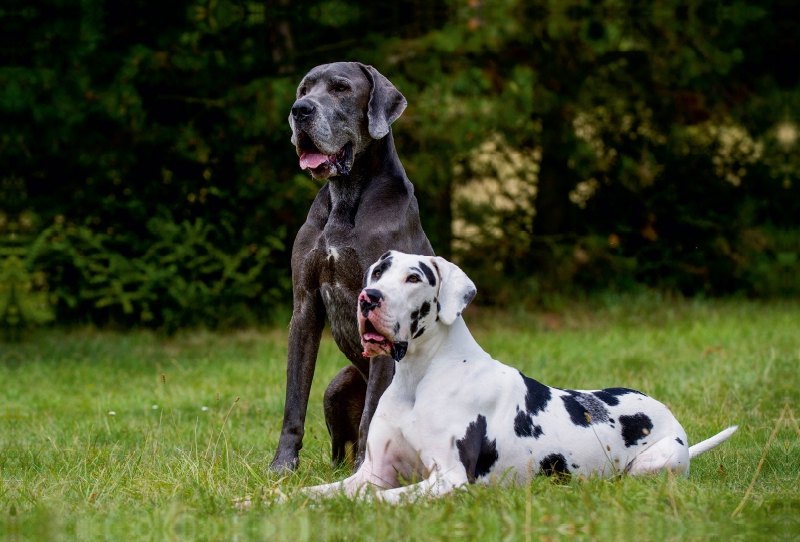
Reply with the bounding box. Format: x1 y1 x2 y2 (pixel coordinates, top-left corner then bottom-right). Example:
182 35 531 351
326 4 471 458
431 257 477 325
358 64 407 140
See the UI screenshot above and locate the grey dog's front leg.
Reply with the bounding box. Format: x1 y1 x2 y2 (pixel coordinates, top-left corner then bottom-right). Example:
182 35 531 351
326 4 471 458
270 294 325 472
354 354 395 471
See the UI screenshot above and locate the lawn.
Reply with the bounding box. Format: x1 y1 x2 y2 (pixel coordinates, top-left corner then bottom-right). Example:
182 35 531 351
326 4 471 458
2 297 799 541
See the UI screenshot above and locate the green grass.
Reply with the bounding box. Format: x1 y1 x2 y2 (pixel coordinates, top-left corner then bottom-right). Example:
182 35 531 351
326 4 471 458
2 298 799 541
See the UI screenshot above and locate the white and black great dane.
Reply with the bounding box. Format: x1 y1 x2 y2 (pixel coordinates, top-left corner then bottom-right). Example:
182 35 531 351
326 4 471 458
300 251 738 502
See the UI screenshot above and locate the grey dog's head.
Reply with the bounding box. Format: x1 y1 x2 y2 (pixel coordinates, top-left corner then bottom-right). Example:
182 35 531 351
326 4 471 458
289 62 407 180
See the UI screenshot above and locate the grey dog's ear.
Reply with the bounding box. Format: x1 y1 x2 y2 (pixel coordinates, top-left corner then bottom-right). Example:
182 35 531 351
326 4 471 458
431 257 477 326
358 64 407 140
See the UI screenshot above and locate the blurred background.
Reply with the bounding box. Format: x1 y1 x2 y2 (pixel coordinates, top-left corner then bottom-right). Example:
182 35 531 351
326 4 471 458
1 0 798 332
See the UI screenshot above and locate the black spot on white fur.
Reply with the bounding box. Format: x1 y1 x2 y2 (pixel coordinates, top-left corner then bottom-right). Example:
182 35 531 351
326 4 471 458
514 410 543 439
539 453 570 476
561 390 610 426
413 326 425 339
410 302 431 337
675 437 684 446
456 414 499 483
390 341 408 362
419 301 431 318
619 413 653 447
379 251 392 261
592 387 646 406
463 288 477 306
519 372 551 416
418 261 436 286
513 373 551 438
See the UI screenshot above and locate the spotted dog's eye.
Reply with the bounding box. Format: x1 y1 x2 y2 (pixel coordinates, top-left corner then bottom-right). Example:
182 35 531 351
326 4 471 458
407 275 420 283
373 270 382 279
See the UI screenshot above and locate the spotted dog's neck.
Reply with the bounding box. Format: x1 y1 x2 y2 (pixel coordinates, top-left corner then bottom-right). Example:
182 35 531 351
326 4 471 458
394 316 487 392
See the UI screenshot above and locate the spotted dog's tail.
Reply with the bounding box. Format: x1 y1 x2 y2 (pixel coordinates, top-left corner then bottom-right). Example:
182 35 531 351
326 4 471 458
688 426 738 459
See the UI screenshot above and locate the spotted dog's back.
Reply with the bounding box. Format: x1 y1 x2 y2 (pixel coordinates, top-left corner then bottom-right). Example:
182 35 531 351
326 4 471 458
299 252 738 502
472 370 692 483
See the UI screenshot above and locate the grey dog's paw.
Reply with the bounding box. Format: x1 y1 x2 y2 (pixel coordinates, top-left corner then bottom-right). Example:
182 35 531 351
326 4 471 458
269 452 299 473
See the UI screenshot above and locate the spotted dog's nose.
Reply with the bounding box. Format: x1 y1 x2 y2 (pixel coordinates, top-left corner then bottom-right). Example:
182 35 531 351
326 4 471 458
359 289 384 315
291 100 316 121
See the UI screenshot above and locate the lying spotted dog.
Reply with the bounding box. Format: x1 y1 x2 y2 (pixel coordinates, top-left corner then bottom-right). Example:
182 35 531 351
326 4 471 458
301 251 738 502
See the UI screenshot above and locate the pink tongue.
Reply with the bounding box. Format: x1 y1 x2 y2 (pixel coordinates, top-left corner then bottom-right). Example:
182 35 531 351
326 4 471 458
299 152 329 170
363 332 386 342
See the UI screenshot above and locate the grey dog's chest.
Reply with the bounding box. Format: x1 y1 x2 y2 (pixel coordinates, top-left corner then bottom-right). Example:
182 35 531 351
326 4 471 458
300 241 365 361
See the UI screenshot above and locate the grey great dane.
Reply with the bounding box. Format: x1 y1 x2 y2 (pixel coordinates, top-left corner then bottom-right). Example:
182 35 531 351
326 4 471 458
270 62 434 472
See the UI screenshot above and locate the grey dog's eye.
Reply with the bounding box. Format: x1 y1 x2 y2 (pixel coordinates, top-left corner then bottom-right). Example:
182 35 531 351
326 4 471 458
333 84 348 93
299 87 307 96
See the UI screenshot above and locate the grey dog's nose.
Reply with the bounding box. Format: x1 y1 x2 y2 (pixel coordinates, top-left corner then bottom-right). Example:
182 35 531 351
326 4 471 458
291 100 316 121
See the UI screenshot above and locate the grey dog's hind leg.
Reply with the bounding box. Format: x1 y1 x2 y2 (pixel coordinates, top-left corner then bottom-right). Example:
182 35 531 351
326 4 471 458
324 365 367 468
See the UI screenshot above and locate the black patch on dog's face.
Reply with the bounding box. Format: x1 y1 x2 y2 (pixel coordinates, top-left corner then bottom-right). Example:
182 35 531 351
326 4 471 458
418 261 436 286
592 387 646 406
379 251 392 261
409 301 433 338
675 437 684 446
410 308 419 335
539 453 570 476
362 267 370 289
419 301 431 318
393 322 400 334
413 326 425 339
456 414 499 483
520 372 551 416
514 410 543 439
619 413 654 447
370 258 393 284
561 390 610 426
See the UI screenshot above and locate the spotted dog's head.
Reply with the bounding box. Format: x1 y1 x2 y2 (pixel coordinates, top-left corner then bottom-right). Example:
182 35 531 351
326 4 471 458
358 251 477 361
289 62 407 180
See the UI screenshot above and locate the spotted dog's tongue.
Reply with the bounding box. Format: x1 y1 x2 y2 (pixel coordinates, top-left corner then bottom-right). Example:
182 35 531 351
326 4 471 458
299 152 329 170
363 332 385 342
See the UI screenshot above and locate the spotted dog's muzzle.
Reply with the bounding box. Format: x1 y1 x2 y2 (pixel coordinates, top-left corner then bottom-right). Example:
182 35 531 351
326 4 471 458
358 289 408 361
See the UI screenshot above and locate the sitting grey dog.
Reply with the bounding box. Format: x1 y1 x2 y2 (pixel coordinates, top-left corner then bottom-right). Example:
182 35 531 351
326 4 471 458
270 63 434 473
299 251 738 502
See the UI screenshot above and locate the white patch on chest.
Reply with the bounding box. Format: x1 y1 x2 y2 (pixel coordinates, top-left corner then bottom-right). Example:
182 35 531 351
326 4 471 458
328 247 339 260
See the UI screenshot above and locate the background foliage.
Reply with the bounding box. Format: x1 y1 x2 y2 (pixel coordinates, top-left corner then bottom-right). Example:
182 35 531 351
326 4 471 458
1 0 799 329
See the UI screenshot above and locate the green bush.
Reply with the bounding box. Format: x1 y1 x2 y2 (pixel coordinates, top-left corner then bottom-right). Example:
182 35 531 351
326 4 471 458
1 0 799 329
